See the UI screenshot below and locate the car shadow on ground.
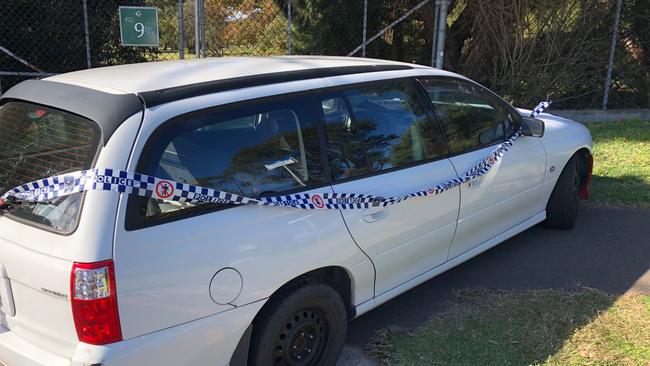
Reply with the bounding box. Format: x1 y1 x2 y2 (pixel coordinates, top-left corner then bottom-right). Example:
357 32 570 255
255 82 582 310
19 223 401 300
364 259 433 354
344 207 650 363
589 175 650 207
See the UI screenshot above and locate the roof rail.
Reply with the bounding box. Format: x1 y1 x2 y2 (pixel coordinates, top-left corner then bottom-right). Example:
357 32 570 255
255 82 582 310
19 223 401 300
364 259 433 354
139 64 412 107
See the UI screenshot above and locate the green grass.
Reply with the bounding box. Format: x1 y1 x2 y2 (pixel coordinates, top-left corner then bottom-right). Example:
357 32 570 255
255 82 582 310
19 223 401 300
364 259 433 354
369 288 650 366
587 119 650 207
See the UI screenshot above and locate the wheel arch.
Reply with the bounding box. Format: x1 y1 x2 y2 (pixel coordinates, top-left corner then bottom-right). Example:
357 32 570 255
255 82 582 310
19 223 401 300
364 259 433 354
548 145 592 191
261 266 356 320
229 265 356 365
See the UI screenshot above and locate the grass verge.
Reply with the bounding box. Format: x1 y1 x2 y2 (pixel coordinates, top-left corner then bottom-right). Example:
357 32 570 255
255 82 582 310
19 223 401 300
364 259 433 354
369 288 650 366
587 119 650 207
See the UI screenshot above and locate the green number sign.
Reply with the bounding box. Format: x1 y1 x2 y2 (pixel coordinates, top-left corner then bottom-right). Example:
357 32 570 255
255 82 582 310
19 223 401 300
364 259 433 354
119 6 159 47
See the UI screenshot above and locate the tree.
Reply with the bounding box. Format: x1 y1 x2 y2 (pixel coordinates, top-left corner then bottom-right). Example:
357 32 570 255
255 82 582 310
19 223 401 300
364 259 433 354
614 0 650 107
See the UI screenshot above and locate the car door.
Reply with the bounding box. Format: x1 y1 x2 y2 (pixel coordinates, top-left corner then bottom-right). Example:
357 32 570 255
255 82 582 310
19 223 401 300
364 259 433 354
320 79 460 296
418 77 547 259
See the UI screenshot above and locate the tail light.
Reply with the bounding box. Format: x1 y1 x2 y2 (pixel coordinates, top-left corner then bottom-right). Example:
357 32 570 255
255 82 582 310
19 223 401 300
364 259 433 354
579 154 594 200
70 260 122 345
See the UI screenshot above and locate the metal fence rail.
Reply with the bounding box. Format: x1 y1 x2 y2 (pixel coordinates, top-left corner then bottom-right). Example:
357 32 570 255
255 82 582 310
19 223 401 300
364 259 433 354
0 0 645 109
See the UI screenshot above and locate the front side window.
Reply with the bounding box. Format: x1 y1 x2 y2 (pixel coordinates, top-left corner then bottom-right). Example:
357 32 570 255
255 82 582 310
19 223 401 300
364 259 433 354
419 78 519 154
132 96 324 224
0 101 100 232
321 80 447 181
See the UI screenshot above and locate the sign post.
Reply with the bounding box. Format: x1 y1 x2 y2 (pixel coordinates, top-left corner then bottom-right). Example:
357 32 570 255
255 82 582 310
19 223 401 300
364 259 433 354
119 6 159 47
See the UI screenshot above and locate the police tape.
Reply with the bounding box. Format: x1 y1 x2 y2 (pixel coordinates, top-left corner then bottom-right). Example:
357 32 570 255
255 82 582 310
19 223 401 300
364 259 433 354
0 102 550 210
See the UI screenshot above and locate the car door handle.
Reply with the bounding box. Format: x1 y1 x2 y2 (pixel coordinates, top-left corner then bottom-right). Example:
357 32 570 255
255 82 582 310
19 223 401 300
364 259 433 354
467 177 484 189
362 208 389 223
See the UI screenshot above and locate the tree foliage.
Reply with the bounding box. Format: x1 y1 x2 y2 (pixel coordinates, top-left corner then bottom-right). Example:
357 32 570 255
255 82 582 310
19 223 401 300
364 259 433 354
273 0 649 108
2 0 648 108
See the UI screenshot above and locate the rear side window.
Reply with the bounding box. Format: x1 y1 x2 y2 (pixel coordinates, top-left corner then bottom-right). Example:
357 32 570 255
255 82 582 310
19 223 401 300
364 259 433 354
0 101 100 233
418 78 518 154
321 80 447 181
130 96 325 225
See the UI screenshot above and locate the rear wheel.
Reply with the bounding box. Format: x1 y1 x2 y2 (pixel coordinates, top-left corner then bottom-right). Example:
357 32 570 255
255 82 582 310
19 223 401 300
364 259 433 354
249 281 347 366
545 154 581 229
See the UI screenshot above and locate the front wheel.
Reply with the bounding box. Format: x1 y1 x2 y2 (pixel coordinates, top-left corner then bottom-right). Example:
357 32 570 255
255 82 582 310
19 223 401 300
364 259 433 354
249 281 347 366
544 154 581 229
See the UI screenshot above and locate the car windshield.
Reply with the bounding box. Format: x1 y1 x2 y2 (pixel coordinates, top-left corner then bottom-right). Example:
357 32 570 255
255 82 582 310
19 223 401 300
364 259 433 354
0 101 100 233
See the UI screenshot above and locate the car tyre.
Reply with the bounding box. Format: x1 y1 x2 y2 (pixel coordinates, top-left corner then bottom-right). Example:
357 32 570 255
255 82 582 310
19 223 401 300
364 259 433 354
249 280 347 366
544 154 581 229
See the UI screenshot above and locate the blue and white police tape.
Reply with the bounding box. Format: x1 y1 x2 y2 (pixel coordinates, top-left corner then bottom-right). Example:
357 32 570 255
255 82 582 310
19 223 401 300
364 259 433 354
0 101 551 210
531 101 551 117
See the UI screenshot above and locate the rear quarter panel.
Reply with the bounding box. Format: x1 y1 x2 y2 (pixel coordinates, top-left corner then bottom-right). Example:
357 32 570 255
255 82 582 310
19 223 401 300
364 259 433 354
0 111 142 360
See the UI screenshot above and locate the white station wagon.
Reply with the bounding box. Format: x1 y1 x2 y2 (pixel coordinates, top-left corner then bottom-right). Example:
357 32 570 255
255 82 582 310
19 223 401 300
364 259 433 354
0 56 592 366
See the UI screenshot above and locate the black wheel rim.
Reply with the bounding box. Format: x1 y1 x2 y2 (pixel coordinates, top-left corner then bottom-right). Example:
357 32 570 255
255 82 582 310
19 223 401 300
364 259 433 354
272 307 329 366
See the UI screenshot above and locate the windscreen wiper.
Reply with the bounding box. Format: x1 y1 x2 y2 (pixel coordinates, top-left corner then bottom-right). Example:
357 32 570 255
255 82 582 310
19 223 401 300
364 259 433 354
264 157 307 187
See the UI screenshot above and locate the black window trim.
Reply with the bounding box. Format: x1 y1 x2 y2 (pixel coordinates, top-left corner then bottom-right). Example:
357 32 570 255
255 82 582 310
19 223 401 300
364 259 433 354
125 74 519 230
414 75 523 159
410 78 452 155
139 65 413 108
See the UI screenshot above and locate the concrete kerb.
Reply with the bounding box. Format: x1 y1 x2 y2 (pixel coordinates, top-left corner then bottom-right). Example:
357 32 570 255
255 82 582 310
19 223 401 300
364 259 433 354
552 109 650 123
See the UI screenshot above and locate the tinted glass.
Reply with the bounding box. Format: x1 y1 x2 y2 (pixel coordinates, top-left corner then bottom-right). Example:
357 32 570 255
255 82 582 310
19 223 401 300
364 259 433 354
320 95 370 179
419 78 518 153
321 81 447 181
0 101 100 232
136 96 324 221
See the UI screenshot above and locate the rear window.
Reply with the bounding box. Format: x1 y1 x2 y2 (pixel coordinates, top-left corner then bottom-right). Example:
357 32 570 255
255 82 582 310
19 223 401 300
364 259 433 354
0 101 100 233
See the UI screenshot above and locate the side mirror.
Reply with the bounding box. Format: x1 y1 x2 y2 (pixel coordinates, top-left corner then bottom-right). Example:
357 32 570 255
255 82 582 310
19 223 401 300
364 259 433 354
521 116 545 137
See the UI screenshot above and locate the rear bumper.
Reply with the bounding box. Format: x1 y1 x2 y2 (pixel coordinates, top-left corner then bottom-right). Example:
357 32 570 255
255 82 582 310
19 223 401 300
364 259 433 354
0 324 69 366
0 300 265 366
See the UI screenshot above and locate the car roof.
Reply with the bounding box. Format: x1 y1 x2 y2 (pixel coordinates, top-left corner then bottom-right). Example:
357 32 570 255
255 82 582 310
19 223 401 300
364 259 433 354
4 56 459 145
45 56 434 95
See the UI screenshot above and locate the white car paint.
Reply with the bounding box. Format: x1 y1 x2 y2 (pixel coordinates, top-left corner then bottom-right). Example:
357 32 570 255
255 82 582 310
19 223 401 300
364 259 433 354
448 134 547 259
0 56 592 366
46 56 424 94
332 159 459 296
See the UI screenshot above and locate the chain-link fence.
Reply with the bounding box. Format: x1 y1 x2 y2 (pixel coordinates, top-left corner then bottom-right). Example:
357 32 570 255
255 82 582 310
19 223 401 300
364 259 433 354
1 0 648 109
0 1 189 91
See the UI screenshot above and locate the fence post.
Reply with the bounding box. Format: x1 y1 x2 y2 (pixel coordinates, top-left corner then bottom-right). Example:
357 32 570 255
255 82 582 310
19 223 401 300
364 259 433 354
287 0 292 55
362 0 368 57
602 0 622 110
431 1 439 66
178 0 185 59
82 0 91 68
434 0 448 69
193 0 200 58
199 0 207 57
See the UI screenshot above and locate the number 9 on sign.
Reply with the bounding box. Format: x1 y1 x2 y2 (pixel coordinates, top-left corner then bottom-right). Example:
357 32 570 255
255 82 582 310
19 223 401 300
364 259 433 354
119 6 159 47
134 22 145 38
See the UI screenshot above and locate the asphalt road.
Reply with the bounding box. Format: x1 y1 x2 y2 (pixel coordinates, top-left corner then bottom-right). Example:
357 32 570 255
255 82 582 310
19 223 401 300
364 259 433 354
341 207 650 361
